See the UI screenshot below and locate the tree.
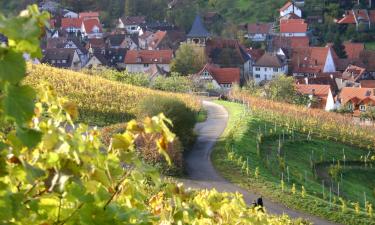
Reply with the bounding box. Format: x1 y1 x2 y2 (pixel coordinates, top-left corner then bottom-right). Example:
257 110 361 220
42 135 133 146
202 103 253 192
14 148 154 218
124 0 137 16
170 43 206 75
263 75 298 103
333 36 348 58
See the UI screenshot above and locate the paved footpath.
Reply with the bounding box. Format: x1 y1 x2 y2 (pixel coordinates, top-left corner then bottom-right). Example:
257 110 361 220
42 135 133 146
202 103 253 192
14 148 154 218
181 101 340 225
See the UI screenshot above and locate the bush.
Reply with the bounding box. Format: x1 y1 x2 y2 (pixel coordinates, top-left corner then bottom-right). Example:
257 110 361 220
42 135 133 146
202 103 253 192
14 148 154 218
152 73 193 93
101 123 183 175
137 96 198 149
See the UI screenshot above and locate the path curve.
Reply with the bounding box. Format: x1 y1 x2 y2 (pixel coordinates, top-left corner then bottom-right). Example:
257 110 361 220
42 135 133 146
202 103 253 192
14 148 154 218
181 101 339 225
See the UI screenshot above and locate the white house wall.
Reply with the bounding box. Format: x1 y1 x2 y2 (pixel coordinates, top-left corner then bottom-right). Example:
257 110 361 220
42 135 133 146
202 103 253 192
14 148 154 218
280 5 302 17
325 89 335 111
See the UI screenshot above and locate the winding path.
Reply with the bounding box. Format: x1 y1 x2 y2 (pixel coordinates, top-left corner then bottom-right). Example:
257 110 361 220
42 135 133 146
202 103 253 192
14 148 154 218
181 101 339 225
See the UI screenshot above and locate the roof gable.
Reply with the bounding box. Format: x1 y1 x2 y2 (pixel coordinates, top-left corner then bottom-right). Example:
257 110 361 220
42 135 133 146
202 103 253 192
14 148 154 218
124 50 173 64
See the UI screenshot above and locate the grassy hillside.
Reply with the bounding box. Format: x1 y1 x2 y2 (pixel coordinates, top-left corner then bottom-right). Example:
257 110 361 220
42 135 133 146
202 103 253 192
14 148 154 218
25 64 201 126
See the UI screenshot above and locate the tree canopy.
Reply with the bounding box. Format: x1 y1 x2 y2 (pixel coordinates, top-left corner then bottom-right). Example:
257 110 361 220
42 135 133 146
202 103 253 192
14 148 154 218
170 43 206 75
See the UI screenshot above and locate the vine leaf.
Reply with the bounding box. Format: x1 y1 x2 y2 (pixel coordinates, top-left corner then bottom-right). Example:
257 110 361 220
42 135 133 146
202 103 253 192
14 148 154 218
0 48 26 84
3 84 36 124
16 126 42 149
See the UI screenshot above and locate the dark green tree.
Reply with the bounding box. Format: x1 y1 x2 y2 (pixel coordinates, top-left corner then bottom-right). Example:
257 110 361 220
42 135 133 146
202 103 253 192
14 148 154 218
124 0 137 16
333 36 347 58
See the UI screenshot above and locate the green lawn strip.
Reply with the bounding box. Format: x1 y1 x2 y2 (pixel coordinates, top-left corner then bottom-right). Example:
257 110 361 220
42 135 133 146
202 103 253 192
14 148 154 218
196 109 208 123
212 100 375 225
365 41 375 50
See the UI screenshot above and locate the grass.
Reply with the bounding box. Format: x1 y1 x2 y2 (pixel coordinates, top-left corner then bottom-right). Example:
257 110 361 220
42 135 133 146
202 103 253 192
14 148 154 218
211 100 375 225
196 109 208 123
365 41 375 50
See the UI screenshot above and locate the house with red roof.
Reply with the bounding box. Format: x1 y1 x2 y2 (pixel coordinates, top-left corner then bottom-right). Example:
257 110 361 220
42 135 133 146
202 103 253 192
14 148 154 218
139 30 168 50
244 23 273 42
124 50 173 73
61 18 83 34
195 64 240 90
117 16 146 34
252 52 288 84
280 1 302 18
291 46 337 77
79 11 100 21
81 19 103 39
337 87 375 116
296 84 335 111
343 42 364 59
280 19 307 37
337 9 375 31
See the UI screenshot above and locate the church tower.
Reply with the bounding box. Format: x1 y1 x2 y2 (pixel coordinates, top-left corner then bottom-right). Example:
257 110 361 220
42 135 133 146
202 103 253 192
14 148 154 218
187 15 211 46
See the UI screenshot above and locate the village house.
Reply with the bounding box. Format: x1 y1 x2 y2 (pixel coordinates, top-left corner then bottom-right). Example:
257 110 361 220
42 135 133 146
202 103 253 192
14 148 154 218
79 12 100 21
124 50 173 73
205 38 251 82
83 48 109 69
139 30 167 50
61 17 83 34
280 19 308 37
244 23 273 42
291 46 337 77
252 52 288 84
42 48 81 70
105 34 138 50
117 16 146 34
337 9 375 31
279 1 302 18
46 37 89 67
337 87 375 116
295 72 341 96
296 84 335 111
81 19 103 39
195 64 240 90
336 65 367 89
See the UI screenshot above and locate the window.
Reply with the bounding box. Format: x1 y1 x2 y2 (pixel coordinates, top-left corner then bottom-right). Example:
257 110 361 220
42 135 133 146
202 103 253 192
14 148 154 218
273 68 278 72
255 74 260 78
203 71 210 78
255 67 260 71
144 64 149 67
264 68 268 71
51 60 55 63
348 103 353 110
62 60 67 63
360 105 366 111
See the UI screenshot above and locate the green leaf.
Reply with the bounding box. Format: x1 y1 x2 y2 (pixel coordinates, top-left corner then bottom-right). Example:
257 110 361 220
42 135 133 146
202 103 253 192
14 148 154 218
3 84 36 124
0 48 26 84
16 126 42 148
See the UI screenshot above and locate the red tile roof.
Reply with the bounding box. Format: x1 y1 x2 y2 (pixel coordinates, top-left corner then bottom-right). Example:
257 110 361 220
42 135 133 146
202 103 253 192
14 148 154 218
82 19 102 33
296 84 331 98
148 31 167 49
339 87 375 105
197 64 240 84
246 48 265 62
360 80 375 88
121 16 146 25
291 47 332 74
280 19 307 33
344 42 364 59
124 50 173 64
79 11 100 20
61 18 83 29
247 23 272 34
337 11 356 24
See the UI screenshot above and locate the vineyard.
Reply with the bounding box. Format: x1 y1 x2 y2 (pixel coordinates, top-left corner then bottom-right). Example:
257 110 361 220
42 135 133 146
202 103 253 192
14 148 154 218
212 100 375 225
0 6 303 225
24 64 201 126
229 89 375 151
